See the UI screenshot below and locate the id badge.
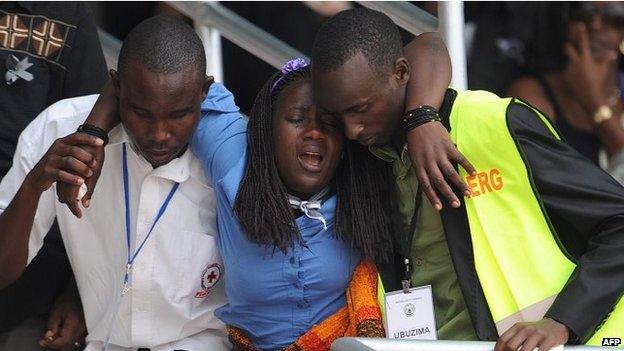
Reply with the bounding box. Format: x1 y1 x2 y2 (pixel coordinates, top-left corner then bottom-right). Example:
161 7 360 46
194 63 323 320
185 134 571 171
384 285 437 340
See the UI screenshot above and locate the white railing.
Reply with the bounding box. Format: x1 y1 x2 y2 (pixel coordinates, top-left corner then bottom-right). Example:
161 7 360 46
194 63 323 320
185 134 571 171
331 338 616 351
438 1 468 90
195 25 224 82
97 1 468 89
168 1 307 71
97 28 121 70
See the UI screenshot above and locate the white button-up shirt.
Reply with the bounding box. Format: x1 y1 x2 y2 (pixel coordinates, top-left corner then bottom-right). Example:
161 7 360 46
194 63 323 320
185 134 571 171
0 95 229 351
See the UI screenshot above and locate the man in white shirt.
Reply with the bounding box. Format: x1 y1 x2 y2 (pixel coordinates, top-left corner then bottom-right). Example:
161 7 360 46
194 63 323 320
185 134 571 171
0 16 237 351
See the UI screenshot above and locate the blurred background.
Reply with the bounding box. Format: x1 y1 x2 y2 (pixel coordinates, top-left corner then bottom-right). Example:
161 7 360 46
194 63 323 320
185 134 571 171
88 1 624 113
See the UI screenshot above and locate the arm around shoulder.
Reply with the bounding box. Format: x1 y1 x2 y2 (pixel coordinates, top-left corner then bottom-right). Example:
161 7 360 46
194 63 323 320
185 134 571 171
402 32 476 209
404 32 451 111
192 111 247 182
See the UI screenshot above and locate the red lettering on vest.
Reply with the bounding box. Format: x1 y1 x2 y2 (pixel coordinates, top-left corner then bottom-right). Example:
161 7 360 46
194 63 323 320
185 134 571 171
466 169 504 197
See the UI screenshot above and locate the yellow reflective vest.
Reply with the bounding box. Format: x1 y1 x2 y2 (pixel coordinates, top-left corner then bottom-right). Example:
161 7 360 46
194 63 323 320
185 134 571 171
447 90 624 345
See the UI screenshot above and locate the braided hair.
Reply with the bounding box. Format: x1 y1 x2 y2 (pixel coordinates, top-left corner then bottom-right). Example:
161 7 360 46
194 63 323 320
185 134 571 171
234 64 394 262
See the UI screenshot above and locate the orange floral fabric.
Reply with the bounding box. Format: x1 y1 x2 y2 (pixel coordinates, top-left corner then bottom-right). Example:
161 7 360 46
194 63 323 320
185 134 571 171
228 260 384 351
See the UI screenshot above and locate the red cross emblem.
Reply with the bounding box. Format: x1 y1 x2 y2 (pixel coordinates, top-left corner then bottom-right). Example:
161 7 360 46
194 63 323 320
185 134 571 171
206 270 218 283
195 263 222 299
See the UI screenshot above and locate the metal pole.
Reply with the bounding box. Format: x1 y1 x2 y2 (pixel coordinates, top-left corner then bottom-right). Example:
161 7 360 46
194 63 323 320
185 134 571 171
169 1 307 70
438 1 468 91
196 25 224 83
97 28 122 70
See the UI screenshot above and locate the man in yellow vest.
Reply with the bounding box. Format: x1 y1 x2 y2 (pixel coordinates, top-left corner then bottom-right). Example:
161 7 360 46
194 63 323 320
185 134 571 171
312 8 624 351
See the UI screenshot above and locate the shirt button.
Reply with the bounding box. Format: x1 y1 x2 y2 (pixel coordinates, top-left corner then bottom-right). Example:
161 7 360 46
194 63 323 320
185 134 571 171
289 257 295 264
298 271 304 278
303 284 309 291
414 258 424 267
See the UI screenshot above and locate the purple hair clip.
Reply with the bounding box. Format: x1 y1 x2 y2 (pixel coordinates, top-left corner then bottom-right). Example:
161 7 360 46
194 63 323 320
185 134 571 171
271 58 309 93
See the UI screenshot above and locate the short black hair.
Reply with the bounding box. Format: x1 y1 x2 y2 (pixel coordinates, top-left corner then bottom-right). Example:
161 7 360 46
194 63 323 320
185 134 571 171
312 8 403 75
118 15 206 80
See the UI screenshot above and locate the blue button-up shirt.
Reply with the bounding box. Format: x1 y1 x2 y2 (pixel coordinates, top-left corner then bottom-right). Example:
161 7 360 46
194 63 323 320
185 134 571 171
191 84 360 350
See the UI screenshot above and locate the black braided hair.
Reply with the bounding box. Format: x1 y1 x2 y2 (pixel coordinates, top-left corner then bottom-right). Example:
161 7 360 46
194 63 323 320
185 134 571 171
234 65 394 262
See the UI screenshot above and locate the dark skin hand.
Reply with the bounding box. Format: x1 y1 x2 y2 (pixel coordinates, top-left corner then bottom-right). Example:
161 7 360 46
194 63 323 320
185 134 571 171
0 133 102 288
57 78 117 217
403 32 475 210
39 278 87 351
562 21 624 157
495 318 570 351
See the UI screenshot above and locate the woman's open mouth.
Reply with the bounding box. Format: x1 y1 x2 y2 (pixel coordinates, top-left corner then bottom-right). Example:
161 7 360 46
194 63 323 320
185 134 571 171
298 151 324 172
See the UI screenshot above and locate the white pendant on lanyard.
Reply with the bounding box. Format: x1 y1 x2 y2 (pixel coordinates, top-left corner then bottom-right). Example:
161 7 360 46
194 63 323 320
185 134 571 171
102 143 179 351
122 263 131 295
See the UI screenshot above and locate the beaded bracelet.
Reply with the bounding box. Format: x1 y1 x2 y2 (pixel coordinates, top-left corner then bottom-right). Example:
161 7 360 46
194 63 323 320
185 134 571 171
77 124 109 146
401 105 441 133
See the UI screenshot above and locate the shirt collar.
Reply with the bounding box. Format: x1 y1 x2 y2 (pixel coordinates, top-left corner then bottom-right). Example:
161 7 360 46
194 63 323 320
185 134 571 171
107 125 196 184
108 124 129 146
369 144 404 163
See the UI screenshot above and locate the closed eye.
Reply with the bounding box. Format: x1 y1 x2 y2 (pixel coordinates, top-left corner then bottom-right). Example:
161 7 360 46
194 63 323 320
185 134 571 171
132 107 150 118
353 104 369 113
287 116 304 124
171 108 192 119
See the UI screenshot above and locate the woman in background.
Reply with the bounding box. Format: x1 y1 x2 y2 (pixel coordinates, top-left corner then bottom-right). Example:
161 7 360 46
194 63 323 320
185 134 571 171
507 2 624 170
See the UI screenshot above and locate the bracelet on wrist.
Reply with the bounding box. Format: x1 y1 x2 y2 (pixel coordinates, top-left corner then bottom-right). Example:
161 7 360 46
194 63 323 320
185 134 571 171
401 105 441 133
77 124 109 146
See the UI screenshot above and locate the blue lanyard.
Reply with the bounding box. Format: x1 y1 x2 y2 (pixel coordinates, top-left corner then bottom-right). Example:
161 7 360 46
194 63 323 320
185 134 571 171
121 143 179 294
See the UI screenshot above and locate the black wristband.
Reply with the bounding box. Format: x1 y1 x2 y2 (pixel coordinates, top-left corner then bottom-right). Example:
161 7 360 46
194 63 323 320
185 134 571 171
401 105 441 134
77 124 109 145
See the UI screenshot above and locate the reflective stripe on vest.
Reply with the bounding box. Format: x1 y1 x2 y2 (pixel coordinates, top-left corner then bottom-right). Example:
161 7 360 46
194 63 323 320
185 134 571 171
448 90 624 345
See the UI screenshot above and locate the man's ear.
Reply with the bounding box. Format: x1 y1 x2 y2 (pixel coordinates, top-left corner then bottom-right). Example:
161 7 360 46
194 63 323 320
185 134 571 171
109 69 120 98
202 75 215 98
393 57 410 87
